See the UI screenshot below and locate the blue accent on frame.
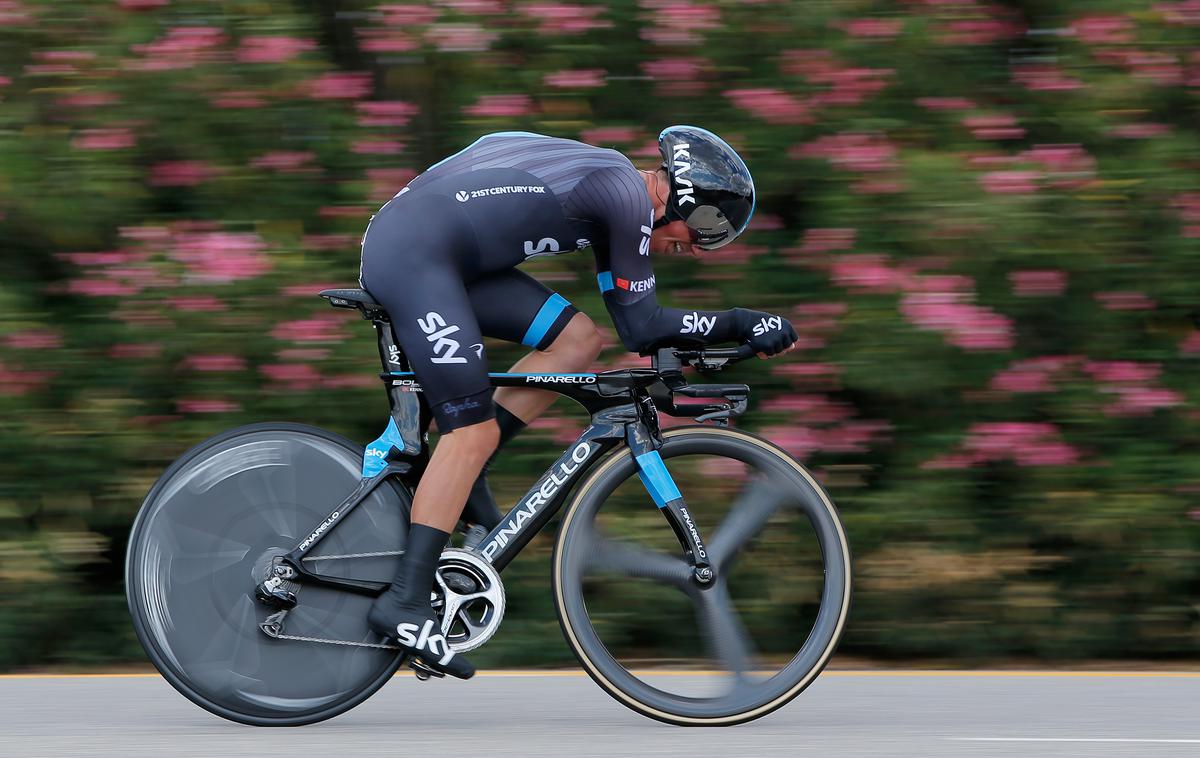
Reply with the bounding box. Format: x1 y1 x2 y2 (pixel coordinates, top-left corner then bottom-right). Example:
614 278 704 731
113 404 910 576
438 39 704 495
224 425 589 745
362 417 405 478
597 271 614 293
635 451 682 509
522 293 572 347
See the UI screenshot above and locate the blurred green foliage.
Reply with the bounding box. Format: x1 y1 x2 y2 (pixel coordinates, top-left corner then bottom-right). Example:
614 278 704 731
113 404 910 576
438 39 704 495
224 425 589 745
0 0 1198 670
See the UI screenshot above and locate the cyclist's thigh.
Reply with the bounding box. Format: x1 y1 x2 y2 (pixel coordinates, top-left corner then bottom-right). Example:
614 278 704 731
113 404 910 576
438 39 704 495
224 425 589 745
359 196 494 431
466 269 579 351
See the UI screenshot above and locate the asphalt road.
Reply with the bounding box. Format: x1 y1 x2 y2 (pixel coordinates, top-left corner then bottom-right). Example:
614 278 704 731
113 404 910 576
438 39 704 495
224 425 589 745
3 669 1198 757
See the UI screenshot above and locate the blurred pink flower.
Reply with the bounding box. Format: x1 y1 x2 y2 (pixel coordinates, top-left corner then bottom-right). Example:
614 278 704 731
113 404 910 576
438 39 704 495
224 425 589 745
1181 331 1200 354
177 398 241 414
68 279 140 297
935 12 1023 46
726 88 809 125
1154 0 1200 26
963 114 1025 140
237 35 315 64
0 361 54 396
1013 64 1084 92
351 140 404 154
805 65 893 109
580 127 639 144
544 69 606 88
901 290 1015 351
1070 14 1134 44
1085 361 1161 384
356 101 418 128
260 363 323 390
211 90 267 109
57 92 120 108
799 228 856 254
4 329 62 350
130 26 225 71
1170 193 1200 237
1103 386 1183 417
954 422 1080 467
309 72 372 100
323 374 377 389
979 170 1040 195
1020 144 1096 188
464 94 533 118
171 232 271 283
425 23 498 51
0 1 31 25
837 18 902 38
441 0 504 12
73 128 135 151
380 3 440 25
519 2 610 34
110 343 162 360
250 151 316 173
367 168 418 200
358 29 419 53
149 160 217 187
829 254 908 293
990 356 1075 393
271 316 344 343
117 0 169 9
168 295 226 312
277 348 330 362
916 97 976 111
1009 270 1067 297
1121 50 1184 85
1109 122 1172 139
181 354 246 372
1095 291 1156 311
642 57 705 82
793 132 897 172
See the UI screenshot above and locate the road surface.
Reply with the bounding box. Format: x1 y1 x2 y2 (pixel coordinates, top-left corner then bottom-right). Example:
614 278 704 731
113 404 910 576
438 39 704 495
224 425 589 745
3 669 1198 757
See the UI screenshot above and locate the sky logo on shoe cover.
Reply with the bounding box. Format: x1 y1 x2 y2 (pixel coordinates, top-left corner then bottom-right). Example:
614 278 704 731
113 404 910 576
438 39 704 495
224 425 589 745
455 191 470 202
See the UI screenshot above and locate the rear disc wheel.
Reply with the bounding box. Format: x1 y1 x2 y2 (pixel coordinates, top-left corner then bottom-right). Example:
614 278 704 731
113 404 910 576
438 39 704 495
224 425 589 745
125 423 411 726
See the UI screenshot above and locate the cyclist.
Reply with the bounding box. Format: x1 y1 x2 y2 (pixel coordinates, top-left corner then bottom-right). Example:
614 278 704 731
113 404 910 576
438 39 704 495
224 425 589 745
359 126 798 678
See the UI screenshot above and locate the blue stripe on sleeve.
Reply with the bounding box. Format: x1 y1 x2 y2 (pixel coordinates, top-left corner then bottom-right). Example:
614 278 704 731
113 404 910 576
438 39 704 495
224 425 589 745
521 293 571 347
597 271 614 293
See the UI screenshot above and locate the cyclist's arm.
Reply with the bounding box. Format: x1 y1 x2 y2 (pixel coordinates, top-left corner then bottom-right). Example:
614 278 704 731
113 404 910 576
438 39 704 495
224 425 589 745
583 166 747 354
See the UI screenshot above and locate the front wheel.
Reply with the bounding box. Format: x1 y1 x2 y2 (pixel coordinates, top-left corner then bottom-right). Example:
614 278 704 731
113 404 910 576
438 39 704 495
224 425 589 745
552 426 852 726
125 423 412 726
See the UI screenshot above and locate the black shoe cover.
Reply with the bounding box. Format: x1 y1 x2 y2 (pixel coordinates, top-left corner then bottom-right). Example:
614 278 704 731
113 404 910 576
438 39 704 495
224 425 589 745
368 597 475 680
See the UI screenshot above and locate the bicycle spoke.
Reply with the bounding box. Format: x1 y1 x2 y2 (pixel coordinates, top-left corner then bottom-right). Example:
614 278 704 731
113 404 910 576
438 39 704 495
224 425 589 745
707 477 791 571
693 581 759 679
583 531 693 590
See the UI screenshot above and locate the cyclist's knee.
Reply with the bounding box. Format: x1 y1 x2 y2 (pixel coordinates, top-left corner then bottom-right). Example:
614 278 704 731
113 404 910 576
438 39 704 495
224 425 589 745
544 313 604 370
440 417 500 460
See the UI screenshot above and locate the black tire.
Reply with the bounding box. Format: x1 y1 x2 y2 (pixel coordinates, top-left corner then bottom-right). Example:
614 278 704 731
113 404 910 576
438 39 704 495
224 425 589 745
552 426 852 726
125 423 411 726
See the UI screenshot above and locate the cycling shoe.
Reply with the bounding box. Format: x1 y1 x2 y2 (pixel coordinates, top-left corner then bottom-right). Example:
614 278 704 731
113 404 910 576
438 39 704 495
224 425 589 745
368 597 475 680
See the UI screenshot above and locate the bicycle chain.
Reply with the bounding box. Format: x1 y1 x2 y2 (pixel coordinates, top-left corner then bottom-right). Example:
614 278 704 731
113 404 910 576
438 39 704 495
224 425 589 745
301 549 405 562
268 632 401 651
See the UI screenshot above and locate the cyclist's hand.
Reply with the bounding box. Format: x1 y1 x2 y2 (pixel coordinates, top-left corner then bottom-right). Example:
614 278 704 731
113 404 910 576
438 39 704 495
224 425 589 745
735 309 798 358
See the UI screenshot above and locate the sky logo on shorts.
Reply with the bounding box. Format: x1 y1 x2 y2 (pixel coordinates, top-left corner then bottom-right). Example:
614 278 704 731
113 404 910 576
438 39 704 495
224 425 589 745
417 311 468 364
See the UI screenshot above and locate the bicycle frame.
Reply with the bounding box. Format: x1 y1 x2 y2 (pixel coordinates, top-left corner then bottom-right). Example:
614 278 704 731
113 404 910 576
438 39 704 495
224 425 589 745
271 315 721 599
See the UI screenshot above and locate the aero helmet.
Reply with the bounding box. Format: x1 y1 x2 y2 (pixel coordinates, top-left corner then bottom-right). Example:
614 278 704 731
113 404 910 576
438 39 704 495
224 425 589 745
655 125 755 250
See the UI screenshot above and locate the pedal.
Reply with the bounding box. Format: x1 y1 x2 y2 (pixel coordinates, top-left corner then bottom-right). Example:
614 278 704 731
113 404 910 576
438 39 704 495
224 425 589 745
409 658 445 681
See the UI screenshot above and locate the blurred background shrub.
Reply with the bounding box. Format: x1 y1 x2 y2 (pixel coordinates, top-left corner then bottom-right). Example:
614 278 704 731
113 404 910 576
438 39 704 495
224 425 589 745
0 0 1197 669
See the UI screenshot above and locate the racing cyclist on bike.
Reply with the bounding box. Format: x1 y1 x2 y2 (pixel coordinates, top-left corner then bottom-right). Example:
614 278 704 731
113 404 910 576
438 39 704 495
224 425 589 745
359 126 798 678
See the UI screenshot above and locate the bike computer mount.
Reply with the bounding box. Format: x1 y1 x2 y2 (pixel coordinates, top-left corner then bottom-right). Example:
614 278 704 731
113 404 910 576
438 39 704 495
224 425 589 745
649 347 751 425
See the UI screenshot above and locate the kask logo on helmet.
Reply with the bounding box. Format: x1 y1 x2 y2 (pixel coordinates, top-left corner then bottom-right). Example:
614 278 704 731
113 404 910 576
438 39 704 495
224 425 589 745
671 143 696 206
